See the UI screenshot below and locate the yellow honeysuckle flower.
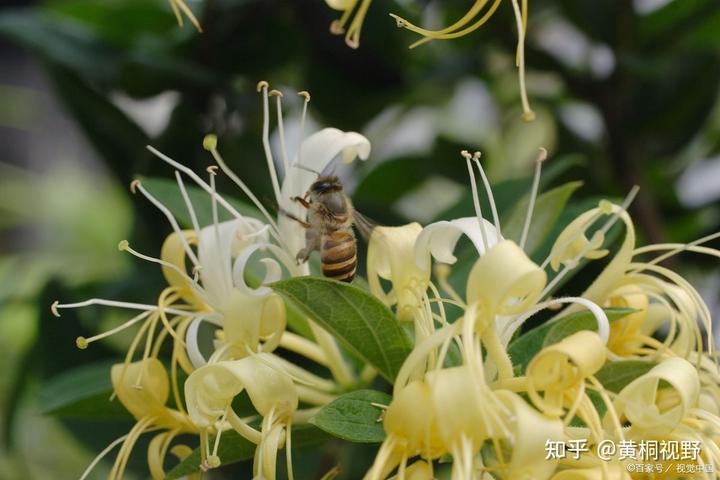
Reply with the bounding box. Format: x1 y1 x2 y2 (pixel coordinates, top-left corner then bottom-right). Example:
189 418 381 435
325 0 373 48
80 359 197 480
367 223 429 322
390 0 535 121
184 353 298 478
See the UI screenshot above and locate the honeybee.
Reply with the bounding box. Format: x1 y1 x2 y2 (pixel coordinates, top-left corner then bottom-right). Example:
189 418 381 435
286 175 373 283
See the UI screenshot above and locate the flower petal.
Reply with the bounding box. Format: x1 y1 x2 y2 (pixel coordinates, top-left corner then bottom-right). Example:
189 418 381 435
414 217 502 271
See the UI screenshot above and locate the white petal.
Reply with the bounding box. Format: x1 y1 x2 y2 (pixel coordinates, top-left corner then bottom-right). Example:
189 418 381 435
198 219 268 306
415 217 502 271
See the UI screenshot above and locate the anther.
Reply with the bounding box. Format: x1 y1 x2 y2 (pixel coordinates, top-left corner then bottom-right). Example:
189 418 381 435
297 91 311 101
192 265 203 275
389 14 407 28
51 300 61 317
118 240 129 251
460 150 472 160
256 80 269 92
329 20 345 34
537 147 548 163
76 336 88 349
522 111 536 122
472 151 482 161
598 199 613 215
206 455 221 468
206 165 219 175
203 134 218 152
130 179 141 194
268 89 283 97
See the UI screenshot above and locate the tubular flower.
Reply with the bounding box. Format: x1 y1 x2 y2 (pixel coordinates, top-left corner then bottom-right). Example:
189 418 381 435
184 353 299 478
390 0 535 121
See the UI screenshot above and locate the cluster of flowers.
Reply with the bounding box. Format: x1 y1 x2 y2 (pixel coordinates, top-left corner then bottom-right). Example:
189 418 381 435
54 81 720 480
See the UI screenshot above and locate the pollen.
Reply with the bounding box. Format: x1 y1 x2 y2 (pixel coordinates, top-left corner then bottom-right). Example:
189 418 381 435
118 240 129 251
76 336 88 349
203 134 218 152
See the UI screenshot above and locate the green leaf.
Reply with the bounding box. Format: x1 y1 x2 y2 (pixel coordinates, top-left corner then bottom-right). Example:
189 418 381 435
165 424 329 480
503 181 583 256
271 277 413 382
507 308 635 374
39 361 130 419
141 177 260 228
310 390 390 443
594 360 657 393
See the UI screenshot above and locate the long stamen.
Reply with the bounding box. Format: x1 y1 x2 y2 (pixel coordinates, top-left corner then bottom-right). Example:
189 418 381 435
202 136 286 247
51 298 193 317
286 424 294 480
636 230 720 267
297 91 310 162
462 150 489 251
175 170 201 235
345 0 372 49
510 0 534 121
79 433 131 480
118 240 202 294
207 165 222 257
74 310 151 350
132 180 200 267
329 0 359 35
257 81 283 204
270 90 291 176
472 151 502 236
146 145 259 234
520 147 547 249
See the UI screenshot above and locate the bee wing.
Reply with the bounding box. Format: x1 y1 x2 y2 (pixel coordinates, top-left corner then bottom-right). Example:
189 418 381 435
352 209 378 242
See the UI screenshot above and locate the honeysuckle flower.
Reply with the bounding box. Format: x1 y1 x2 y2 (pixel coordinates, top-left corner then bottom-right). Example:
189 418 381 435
80 359 197 480
184 353 298 478
390 0 535 121
325 0 373 48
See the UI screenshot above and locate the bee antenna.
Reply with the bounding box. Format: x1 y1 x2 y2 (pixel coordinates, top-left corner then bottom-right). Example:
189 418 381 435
294 163 321 176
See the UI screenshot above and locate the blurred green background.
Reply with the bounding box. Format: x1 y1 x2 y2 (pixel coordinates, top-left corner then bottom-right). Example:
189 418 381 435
1 0 719 478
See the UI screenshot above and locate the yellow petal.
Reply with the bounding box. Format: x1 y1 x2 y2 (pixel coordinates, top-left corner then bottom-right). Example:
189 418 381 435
160 230 203 308
610 356 699 435
527 331 606 416
495 389 564 480
111 358 170 420
219 289 286 354
384 380 444 459
184 353 298 429
466 240 546 316
367 223 429 321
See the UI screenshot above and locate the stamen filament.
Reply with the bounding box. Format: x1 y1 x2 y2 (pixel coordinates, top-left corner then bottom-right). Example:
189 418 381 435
472 152 502 236
520 148 547 250
175 170 201 235
271 90 291 176
76 310 151 349
257 81 283 205
462 150 489 251
119 241 202 295
509 0 534 121
52 298 193 317
133 181 201 267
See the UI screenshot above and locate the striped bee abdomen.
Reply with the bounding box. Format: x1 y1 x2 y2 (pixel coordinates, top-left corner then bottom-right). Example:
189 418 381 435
320 230 357 283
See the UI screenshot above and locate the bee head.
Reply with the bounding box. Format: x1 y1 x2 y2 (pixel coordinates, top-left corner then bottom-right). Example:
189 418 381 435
310 176 343 194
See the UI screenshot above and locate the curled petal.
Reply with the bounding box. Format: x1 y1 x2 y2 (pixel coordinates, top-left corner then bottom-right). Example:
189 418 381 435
466 240 546 316
232 242 299 297
184 353 298 429
527 330 606 416
160 230 202 307
605 285 649 355
197 219 267 306
549 209 609 271
414 217 502 272
217 289 286 354
609 356 699 435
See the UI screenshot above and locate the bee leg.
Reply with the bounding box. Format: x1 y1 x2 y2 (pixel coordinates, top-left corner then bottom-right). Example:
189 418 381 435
280 208 311 228
296 230 320 264
291 196 311 209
